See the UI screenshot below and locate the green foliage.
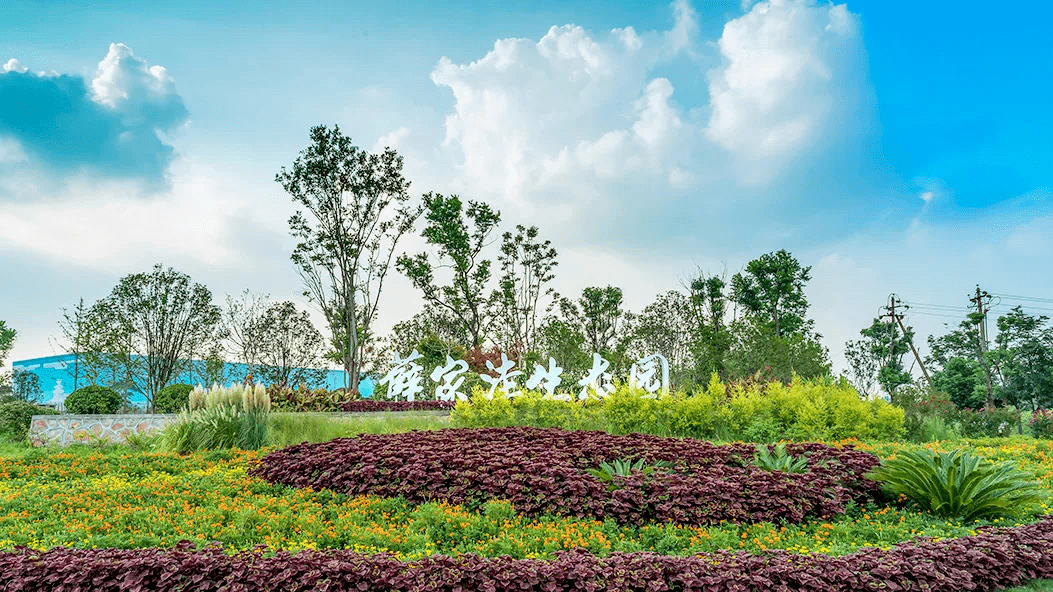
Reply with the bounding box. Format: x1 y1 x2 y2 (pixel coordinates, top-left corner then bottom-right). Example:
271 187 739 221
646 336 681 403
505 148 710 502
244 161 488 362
730 249 812 337
0 401 59 442
753 442 808 473
559 286 632 370
858 316 915 397
251 301 328 389
724 318 831 383
932 357 986 409
161 384 270 452
959 406 1021 438
1030 409 1053 439
155 384 193 414
397 192 501 351
868 448 1043 522
278 124 419 396
65 385 123 414
586 458 673 490
452 375 905 442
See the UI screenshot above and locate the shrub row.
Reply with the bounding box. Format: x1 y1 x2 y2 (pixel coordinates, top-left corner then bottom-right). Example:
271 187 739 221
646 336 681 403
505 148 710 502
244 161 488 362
340 400 455 413
251 427 880 526
2 517 1052 592
453 377 905 443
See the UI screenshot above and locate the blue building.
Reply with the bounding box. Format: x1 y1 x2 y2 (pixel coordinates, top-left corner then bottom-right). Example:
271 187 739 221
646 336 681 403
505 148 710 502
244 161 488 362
12 353 374 409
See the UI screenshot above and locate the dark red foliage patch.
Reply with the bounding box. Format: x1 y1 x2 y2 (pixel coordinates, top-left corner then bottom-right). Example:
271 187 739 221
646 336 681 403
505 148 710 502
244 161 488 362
339 400 455 412
3 518 1052 591
250 427 881 526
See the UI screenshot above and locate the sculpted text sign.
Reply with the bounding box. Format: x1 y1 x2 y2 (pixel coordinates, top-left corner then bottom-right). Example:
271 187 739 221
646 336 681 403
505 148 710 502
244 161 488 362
377 351 669 402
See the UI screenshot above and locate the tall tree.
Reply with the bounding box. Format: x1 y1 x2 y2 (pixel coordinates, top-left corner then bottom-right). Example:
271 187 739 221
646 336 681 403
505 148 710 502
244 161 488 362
58 298 140 395
843 338 879 396
277 124 419 393
627 290 695 379
927 311 998 407
494 225 558 363
684 270 732 381
105 264 221 410
220 290 270 382
731 250 812 337
725 317 830 383
559 286 632 367
0 320 15 397
397 193 501 351
993 306 1053 410
859 317 915 397
252 301 328 389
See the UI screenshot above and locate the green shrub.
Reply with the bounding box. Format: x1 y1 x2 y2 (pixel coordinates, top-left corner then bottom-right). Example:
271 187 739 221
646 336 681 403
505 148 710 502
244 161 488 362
959 406 1021 438
155 384 193 413
868 448 1043 522
450 374 906 443
65 385 122 414
586 458 673 491
0 401 59 442
160 384 270 452
1030 409 1053 439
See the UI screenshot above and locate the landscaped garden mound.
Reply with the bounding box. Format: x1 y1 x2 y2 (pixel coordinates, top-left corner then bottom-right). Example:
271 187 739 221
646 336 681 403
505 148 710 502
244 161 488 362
251 427 881 526
4 517 1052 592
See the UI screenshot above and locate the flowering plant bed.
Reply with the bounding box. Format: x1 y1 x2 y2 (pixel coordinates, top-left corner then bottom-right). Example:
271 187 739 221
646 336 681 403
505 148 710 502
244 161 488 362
3 517 1052 592
339 400 455 413
251 427 881 526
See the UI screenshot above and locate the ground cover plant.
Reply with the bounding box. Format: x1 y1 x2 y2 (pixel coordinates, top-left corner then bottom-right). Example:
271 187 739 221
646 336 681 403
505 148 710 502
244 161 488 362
1 439 1052 590
251 427 883 526
340 400 455 412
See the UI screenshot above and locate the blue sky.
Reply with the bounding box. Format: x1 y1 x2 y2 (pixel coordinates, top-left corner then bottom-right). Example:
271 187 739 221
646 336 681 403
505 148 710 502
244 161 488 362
2 0 1052 379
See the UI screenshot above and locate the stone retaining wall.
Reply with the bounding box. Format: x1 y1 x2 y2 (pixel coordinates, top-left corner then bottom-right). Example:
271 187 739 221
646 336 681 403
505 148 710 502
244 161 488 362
30 415 176 447
29 410 452 447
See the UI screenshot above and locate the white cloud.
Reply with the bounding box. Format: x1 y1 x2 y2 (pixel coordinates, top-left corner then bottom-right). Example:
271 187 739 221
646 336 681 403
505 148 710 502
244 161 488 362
2 58 27 73
91 43 178 110
705 0 870 182
372 127 411 153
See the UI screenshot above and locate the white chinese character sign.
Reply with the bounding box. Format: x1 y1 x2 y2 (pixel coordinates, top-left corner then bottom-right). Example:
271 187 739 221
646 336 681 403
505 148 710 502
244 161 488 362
373 350 670 402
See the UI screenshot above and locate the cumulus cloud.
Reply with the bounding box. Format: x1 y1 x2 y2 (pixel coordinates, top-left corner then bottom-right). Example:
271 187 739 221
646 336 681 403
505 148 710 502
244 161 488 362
0 43 188 190
425 0 892 254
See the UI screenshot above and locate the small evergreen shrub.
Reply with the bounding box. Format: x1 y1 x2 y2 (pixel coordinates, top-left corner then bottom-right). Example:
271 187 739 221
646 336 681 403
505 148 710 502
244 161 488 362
65 385 122 414
0 401 59 441
868 448 1042 522
154 384 193 413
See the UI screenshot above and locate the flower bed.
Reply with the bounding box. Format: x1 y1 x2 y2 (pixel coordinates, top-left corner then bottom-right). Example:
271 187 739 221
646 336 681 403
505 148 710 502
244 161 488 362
3 517 1052 592
339 400 455 413
251 427 881 526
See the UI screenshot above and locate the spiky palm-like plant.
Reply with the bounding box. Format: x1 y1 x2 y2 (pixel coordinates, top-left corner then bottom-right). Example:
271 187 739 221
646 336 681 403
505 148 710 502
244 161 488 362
868 448 1042 522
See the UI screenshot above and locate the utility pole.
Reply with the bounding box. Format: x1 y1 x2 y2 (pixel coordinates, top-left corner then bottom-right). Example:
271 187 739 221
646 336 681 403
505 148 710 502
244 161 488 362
881 294 932 386
968 285 995 407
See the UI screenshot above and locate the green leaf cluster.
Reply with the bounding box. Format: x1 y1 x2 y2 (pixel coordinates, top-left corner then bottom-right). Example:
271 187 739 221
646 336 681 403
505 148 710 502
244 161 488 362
586 458 674 491
65 385 123 415
868 448 1043 522
752 442 809 473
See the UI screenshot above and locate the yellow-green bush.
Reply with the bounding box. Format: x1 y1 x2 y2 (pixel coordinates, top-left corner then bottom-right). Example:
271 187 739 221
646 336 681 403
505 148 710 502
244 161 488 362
450 374 906 442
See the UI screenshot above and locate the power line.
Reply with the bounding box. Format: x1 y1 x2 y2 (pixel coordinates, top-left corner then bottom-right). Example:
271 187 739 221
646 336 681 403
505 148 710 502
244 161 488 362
990 293 1053 304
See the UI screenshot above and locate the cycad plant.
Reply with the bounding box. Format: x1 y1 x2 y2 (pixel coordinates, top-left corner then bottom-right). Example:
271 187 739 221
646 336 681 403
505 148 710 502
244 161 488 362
868 448 1043 522
752 442 809 473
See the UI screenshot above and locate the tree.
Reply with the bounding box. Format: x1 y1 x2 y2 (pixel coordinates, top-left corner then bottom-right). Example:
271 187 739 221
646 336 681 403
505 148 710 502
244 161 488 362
252 301 328 389
220 290 270 382
558 286 634 372
725 317 830 383
57 298 140 396
993 306 1053 410
927 312 998 407
627 290 695 385
104 264 221 410
858 317 915 397
536 318 592 379
397 193 501 351
684 270 733 382
277 124 419 393
932 356 986 409
731 250 812 337
493 225 558 363
0 320 15 397
843 338 878 396
11 368 42 403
